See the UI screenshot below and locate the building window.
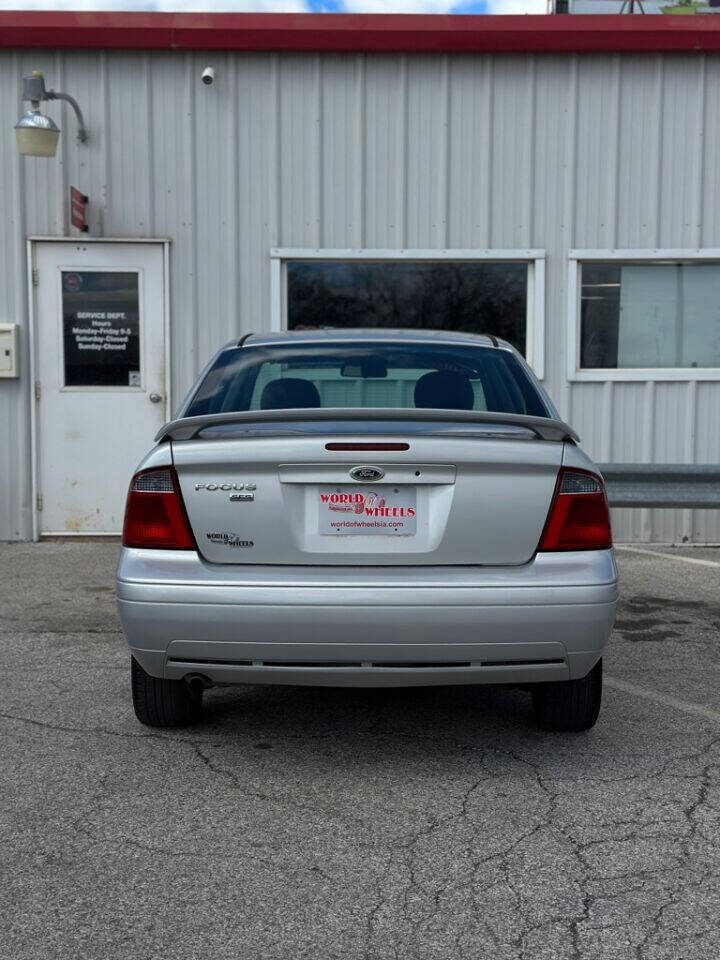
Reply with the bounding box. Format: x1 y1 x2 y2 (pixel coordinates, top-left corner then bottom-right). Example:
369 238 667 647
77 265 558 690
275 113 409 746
287 260 528 351
272 251 546 377
569 252 720 382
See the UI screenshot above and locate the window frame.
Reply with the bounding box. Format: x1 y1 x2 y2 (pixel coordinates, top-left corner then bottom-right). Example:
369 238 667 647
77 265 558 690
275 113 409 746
568 249 720 382
270 248 546 380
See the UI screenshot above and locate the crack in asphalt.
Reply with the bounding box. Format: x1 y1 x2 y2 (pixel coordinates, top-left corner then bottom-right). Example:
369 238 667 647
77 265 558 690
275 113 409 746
362 772 494 956
189 742 348 819
479 737 720 959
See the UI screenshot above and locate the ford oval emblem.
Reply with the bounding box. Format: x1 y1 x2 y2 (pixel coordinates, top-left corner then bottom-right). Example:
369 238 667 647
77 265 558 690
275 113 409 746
350 465 385 482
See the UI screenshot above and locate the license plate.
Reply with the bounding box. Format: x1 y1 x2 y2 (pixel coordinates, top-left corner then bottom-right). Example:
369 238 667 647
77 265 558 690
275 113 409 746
319 485 417 536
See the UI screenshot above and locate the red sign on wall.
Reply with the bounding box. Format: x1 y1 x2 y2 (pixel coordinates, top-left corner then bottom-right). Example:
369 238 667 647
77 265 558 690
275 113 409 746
70 186 88 232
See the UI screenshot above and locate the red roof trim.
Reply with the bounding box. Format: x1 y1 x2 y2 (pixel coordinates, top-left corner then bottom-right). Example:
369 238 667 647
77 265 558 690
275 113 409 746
0 12 719 55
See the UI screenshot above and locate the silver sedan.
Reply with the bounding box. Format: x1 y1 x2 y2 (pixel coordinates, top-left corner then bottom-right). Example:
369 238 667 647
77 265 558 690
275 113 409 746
117 330 617 732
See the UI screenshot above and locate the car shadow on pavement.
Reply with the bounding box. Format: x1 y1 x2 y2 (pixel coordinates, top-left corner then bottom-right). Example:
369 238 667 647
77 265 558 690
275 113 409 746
196 682 541 747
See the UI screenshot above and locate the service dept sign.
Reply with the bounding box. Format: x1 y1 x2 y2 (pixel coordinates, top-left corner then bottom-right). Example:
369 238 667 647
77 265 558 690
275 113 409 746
62 271 140 387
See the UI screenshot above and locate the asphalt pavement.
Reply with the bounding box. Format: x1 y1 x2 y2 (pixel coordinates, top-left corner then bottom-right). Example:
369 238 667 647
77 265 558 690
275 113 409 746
2 541 720 960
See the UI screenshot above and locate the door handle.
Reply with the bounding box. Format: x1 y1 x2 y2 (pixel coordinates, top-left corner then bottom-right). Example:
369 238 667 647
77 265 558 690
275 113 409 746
149 393 163 403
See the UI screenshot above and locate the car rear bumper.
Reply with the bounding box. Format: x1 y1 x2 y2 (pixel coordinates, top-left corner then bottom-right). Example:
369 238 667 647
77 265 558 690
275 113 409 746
116 548 618 687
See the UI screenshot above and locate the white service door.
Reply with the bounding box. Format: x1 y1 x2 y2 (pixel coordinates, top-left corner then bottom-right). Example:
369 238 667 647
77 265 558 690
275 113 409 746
34 241 167 534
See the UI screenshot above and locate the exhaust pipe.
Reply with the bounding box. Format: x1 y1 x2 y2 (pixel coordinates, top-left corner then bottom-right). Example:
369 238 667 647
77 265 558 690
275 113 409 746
184 673 211 694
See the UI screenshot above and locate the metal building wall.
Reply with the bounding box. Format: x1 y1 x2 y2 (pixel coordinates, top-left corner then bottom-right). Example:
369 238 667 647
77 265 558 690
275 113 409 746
0 48 718 541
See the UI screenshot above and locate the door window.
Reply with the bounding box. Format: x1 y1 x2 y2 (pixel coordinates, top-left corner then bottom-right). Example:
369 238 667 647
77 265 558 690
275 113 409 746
62 270 141 387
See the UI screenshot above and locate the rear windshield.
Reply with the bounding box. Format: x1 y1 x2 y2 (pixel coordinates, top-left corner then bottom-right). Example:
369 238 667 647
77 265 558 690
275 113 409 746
184 342 549 418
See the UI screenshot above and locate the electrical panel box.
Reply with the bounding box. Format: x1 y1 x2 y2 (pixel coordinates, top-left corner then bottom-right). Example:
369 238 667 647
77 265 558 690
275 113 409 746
0 323 19 378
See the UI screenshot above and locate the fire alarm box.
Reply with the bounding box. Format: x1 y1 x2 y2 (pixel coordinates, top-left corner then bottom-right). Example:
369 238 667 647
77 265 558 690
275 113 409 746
0 323 19 378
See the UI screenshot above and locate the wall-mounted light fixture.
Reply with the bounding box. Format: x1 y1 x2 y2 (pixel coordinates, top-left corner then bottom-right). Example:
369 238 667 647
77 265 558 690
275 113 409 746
15 70 88 158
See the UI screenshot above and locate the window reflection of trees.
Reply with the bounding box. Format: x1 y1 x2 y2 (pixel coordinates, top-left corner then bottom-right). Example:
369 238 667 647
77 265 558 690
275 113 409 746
287 261 527 355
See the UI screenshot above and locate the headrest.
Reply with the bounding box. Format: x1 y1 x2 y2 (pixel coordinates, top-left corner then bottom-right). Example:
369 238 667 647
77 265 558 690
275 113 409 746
414 371 474 411
260 377 321 410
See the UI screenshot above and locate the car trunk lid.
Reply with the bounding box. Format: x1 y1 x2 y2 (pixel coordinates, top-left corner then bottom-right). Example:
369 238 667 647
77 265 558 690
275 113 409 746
171 420 565 566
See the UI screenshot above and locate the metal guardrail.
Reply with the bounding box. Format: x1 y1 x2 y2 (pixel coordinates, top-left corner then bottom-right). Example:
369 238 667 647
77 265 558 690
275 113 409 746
598 464 720 509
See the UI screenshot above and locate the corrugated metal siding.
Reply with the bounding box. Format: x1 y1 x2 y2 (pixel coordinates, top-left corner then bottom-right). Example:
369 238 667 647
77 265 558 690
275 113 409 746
0 54 31 540
0 48 718 541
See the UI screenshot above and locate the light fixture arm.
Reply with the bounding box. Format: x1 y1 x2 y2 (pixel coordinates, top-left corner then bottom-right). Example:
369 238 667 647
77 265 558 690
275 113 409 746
21 71 88 144
44 90 88 143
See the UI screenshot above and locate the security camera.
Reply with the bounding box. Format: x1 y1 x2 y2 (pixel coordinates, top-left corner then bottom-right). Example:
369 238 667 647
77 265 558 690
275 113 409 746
201 67 215 86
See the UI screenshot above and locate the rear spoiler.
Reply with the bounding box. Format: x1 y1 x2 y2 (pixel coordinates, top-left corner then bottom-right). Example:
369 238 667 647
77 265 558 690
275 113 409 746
156 408 579 443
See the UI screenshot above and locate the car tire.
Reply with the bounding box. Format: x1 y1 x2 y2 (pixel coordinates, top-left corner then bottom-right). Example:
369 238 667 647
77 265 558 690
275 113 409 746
531 658 602 732
131 656 203 728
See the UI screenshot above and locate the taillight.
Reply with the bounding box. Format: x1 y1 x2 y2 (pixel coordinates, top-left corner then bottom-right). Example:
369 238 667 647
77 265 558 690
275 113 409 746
538 468 612 552
122 466 196 550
